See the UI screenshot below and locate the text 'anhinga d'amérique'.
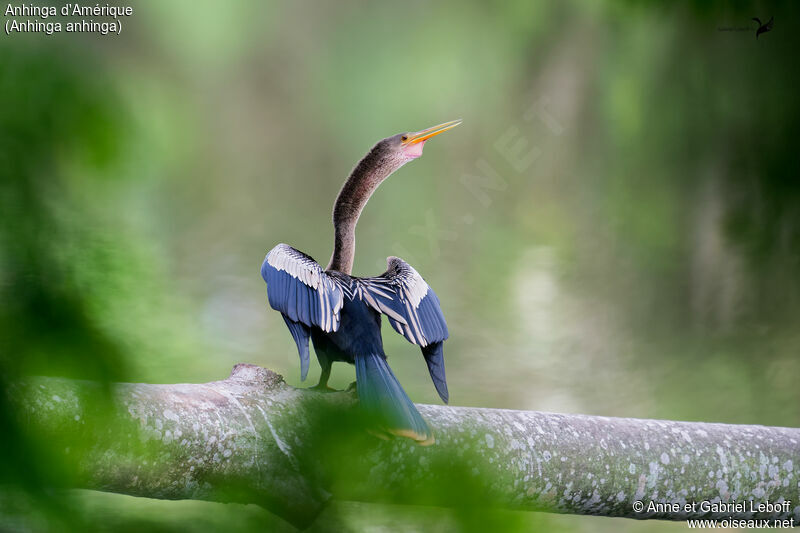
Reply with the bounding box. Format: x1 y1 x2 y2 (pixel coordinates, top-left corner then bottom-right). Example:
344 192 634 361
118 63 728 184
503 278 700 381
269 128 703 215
261 120 461 444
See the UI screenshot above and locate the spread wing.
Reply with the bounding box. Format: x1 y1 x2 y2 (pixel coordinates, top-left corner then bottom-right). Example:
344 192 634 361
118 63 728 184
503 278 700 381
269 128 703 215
355 257 448 346
354 257 450 402
261 244 344 380
261 244 344 332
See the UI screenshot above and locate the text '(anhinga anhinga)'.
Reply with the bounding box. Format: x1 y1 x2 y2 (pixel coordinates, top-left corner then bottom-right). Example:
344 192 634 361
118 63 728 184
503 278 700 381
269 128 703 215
261 120 461 445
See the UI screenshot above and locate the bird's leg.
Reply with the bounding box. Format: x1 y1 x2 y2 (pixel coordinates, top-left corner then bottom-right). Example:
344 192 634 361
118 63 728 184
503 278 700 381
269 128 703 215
308 358 336 392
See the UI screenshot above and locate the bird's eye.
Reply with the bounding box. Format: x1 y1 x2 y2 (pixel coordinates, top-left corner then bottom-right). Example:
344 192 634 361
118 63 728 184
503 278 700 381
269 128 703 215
401 135 408 142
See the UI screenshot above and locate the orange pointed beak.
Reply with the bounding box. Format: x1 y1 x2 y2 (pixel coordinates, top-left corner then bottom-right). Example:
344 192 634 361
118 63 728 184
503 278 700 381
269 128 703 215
403 119 462 145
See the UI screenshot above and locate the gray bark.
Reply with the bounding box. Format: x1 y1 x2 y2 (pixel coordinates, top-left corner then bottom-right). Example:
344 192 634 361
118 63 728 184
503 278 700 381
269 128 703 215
12 364 800 529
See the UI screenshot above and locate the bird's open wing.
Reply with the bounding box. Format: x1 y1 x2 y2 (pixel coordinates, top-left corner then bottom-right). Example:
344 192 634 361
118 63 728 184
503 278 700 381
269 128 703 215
355 257 449 403
355 257 448 346
261 244 344 381
261 243 344 333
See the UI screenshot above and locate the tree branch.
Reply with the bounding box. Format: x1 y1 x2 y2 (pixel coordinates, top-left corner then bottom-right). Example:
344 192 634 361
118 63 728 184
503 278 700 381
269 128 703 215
13 364 800 528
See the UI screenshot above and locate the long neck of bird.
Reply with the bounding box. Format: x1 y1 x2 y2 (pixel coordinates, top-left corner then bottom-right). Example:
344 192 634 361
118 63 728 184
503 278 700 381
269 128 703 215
326 147 397 274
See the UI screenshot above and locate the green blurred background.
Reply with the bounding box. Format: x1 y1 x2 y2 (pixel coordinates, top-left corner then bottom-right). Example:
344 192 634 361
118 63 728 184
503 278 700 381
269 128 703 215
1 0 798 531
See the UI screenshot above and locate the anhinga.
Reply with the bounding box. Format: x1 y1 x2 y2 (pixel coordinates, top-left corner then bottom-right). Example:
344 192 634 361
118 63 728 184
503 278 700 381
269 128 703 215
261 120 461 444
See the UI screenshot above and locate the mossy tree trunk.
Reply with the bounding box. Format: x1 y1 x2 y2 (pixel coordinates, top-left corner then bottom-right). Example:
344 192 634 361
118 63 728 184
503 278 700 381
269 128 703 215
12 364 800 529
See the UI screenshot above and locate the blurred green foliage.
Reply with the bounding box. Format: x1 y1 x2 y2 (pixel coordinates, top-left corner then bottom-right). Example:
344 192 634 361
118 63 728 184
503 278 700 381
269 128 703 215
1 0 799 531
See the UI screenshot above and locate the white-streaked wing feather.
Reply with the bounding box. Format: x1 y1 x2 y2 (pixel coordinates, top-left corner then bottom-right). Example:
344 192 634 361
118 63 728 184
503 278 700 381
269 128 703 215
353 256 448 347
262 244 343 333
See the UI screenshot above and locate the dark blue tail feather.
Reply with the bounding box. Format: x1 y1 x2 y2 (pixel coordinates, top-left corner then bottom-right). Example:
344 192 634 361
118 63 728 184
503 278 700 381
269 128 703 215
355 353 433 443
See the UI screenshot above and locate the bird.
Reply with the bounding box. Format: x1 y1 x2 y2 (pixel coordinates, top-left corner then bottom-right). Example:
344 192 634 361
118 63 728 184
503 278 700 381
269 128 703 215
260 120 461 445
752 16 773 39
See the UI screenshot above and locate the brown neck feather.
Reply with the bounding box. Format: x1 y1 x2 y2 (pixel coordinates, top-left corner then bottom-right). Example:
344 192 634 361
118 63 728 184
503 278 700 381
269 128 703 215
326 145 404 274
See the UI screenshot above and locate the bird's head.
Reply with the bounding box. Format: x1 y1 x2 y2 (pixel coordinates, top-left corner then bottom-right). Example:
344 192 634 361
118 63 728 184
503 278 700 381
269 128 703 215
372 119 462 168
332 118 462 252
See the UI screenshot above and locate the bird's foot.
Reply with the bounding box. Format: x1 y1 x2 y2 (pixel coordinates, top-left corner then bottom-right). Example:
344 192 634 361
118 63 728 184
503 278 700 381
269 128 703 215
307 383 337 393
